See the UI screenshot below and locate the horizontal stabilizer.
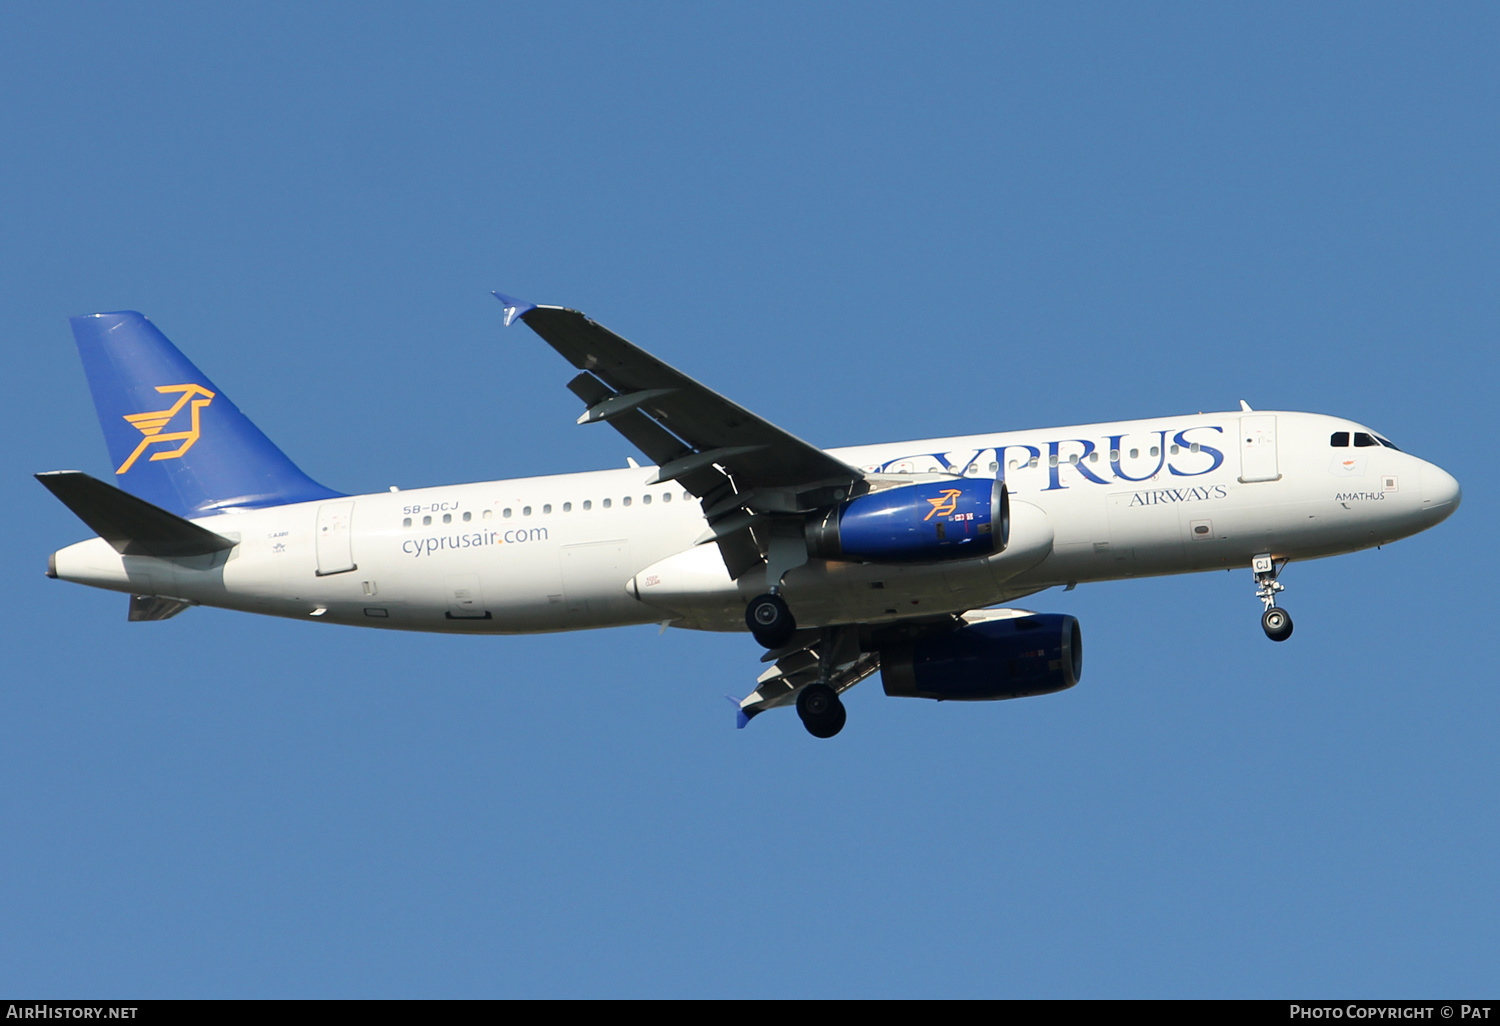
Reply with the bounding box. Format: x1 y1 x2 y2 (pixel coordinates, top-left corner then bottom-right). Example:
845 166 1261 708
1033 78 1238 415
129 595 194 621
36 471 236 558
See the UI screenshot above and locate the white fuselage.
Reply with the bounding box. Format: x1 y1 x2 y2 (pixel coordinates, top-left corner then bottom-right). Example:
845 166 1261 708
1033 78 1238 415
49 410 1461 633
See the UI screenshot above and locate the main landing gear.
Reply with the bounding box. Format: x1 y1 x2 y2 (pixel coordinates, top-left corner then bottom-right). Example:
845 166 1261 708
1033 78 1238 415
796 682 846 739
1253 553 1294 642
745 601 851 738
746 592 796 649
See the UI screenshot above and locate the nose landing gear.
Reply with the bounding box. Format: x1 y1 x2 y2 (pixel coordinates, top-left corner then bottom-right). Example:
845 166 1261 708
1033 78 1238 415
1253 553 1293 642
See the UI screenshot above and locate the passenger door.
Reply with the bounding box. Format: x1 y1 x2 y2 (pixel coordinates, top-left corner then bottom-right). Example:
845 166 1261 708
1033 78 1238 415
1238 415 1280 483
314 501 357 576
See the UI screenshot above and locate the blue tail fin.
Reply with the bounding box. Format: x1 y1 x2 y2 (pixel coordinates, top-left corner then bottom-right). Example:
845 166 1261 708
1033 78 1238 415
70 311 342 517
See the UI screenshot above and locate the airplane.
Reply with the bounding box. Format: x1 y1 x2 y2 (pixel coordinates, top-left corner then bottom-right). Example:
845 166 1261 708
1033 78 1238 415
37 295 1462 738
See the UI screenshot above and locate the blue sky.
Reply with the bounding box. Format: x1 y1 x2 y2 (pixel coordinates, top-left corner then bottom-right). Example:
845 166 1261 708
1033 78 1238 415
3 2 1496 997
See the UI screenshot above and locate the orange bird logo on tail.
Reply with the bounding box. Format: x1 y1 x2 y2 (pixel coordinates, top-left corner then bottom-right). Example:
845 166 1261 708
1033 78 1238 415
117 383 216 474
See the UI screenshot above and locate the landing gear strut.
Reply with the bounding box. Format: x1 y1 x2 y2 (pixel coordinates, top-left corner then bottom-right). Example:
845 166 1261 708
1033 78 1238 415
796 682 846 739
746 592 796 649
1253 553 1294 642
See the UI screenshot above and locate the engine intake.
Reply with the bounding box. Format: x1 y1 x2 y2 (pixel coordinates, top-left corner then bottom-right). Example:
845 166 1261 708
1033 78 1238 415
807 478 1009 563
880 613 1082 701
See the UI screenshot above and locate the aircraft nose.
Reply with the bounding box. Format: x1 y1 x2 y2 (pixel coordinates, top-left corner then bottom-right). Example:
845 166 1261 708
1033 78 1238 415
1419 463 1461 521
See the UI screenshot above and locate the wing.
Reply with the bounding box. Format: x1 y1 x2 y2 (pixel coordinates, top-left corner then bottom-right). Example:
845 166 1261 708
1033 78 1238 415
737 645 882 726
732 607 1048 727
496 293 864 578
492 294 1050 733
732 616 954 726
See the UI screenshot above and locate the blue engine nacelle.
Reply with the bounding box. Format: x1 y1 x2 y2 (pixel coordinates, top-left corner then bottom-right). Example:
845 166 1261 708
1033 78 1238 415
806 478 1009 563
879 614 1082 701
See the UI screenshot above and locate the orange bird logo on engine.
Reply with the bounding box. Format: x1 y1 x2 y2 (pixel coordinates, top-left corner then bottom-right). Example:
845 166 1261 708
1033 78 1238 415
923 488 964 521
116 383 216 474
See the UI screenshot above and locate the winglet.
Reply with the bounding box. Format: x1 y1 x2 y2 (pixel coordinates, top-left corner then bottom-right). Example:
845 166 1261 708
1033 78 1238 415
1239 399 1254 412
726 694 753 729
491 291 537 328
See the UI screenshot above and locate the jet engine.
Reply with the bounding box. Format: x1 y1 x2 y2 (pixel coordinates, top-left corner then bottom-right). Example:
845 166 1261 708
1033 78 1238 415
806 478 1009 563
879 613 1081 701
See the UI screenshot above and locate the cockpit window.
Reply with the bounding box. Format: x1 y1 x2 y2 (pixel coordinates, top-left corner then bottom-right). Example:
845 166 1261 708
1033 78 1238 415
1334 428 1403 451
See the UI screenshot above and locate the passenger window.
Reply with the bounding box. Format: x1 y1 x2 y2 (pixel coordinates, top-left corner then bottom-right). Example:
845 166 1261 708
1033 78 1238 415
523 506 532 516
563 502 572 512
1068 454 1079 465
1190 442 1200 453
482 509 492 520
543 504 552 514
1028 457 1038 468
642 494 652 504
682 491 691 501
1009 460 1019 470
1088 452 1099 463
442 513 451 524
662 492 671 503
1150 446 1160 457
503 508 512 518
423 515 431 526
623 496 632 507
1330 431 1350 447
462 511 471 522
989 462 999 472
403 517 412 528
1354 432 1377 447
583 500 592 511
603 498 612 508
1170 445 1180 455
1109 450 1120 461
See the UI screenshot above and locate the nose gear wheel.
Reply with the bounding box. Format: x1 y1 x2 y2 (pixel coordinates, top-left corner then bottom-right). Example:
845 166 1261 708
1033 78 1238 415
1261 606 1293 642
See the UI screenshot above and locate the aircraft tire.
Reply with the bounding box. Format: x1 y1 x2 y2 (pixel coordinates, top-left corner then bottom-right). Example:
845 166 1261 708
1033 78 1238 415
1261 606 1294 642
746 593 796 649
796 683 846 739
